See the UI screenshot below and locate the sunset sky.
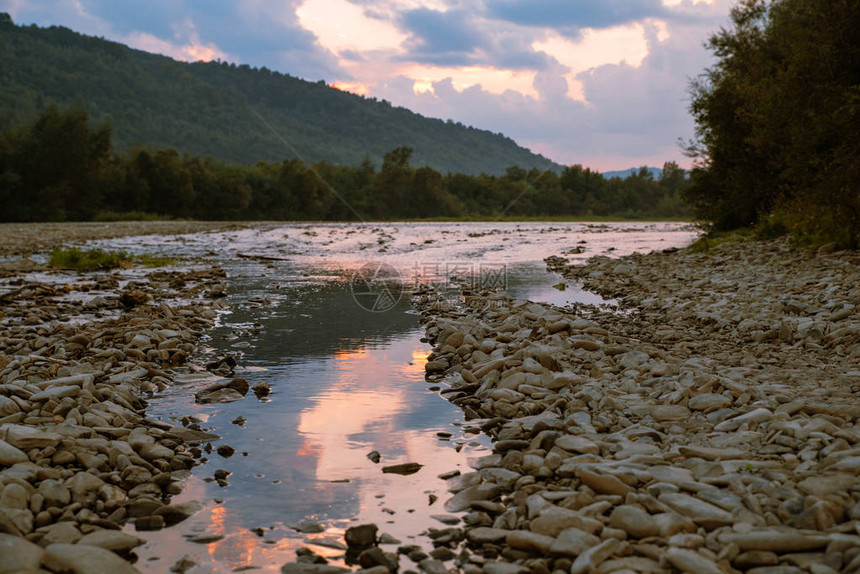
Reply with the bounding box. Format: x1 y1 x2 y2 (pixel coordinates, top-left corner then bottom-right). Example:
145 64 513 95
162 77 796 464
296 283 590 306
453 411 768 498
2 0 736 171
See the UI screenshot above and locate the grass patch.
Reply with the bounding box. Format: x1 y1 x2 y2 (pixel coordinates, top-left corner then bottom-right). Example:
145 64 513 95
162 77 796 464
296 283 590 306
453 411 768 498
49 247 131 269
137 254 178 267
687 229 755 253
49 247 178 269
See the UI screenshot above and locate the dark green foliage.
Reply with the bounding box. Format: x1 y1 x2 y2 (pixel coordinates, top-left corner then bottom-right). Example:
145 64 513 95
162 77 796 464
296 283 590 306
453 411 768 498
0 18 558 176
0 105 112 221
49 247 129 269
685 0 860 247
0 106 693 222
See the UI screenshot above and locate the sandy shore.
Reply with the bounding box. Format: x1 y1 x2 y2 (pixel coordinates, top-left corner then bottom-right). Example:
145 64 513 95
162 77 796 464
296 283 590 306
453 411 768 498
406 238 859 574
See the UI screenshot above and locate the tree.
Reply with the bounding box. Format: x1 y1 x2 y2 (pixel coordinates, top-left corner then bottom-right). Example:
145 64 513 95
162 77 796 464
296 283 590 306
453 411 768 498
130 148 195 217
9 105 112 220
411 166 463 218
684 0 775 230
561 165 604 215
381 145 413 171
684 0 860 246
377 146 414 215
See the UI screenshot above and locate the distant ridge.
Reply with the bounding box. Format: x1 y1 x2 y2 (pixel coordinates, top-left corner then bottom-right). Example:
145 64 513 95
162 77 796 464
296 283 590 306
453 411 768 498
0 15 561 176
602 167 663 179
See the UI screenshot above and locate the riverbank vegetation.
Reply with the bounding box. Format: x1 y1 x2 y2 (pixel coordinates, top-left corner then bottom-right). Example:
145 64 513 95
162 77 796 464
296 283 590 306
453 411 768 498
685 0 859 248
47 246 176 269
0 106 692 222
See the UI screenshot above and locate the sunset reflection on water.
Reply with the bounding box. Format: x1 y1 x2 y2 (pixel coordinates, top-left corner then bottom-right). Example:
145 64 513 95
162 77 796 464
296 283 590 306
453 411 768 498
117 222 697 572
132 331 487 573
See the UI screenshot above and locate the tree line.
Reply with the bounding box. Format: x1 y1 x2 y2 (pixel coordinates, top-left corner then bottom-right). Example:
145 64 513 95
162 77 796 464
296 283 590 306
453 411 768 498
684 0 859 247
0 106 692 222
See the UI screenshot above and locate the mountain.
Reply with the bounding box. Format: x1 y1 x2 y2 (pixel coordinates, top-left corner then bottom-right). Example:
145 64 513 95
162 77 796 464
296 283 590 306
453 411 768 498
0 16 560 176
602 167 663 179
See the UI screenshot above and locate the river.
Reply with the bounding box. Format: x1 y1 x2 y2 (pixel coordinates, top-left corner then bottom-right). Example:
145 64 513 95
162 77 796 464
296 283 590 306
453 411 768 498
87 221 697 572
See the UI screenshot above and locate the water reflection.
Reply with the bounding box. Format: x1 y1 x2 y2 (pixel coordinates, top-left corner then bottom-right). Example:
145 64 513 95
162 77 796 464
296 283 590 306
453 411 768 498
132 280 488 573
505 263 616 308
108 222 698 572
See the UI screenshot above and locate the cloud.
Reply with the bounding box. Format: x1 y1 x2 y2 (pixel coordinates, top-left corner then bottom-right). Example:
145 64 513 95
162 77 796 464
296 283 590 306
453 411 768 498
366 9 727 171
74 0 181 38
532 60 570 102
485 0 668 30
2 0 111 36
397 8 553 71
123 24 228 63
4 0 346 80
400 8 485 62
296 0 407 54
534 22 652 101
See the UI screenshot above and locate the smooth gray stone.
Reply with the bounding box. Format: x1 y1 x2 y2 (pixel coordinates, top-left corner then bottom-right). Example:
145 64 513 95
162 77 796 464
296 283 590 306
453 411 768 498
42 543 141 574
0 532 43 574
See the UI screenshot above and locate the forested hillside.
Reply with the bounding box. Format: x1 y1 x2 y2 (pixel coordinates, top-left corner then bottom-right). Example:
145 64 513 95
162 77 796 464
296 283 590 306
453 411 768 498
0 15 558 176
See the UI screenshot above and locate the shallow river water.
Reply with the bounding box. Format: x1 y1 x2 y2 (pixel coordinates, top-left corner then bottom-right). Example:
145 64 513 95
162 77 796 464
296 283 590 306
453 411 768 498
87 222 697 573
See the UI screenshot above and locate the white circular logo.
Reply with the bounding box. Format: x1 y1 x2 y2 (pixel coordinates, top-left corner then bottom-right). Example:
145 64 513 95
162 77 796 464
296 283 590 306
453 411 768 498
350 262 403 312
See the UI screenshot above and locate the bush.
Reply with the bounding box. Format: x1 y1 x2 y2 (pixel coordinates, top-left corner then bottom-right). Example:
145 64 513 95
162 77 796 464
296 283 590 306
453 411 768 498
49 247 130 269
754 213 789 240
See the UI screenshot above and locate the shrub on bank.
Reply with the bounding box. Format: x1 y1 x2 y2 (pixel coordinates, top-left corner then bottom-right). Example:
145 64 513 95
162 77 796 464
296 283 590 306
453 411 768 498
48 247 176 269
49 247 130 269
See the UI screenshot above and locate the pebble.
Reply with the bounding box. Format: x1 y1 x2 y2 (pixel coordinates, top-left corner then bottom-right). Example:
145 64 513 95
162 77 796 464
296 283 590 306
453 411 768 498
548 527 600 556
0 262 230 565
381 462 423 475
409 237 860 574
505 530 555 553
417 558 448 574
530 506 602 537
608 505 659 538
281 564 348 574
466 526 509 543
0 532 44 572
719 529 830 552
658 493 734 529
569 538 620 574
345 524 378 548
252 381 271 398
42 542 142 573
77 530 145 553
444 484 502 512
666 547 724 574
0 439 27 465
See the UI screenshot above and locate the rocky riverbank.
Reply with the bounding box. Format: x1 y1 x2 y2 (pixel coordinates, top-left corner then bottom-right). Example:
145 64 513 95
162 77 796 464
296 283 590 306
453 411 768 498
0 241 239 572
408 238 859 574
0 221 240 259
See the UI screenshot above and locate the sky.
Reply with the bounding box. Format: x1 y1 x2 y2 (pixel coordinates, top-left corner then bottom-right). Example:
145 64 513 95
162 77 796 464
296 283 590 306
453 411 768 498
1 0 736 171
